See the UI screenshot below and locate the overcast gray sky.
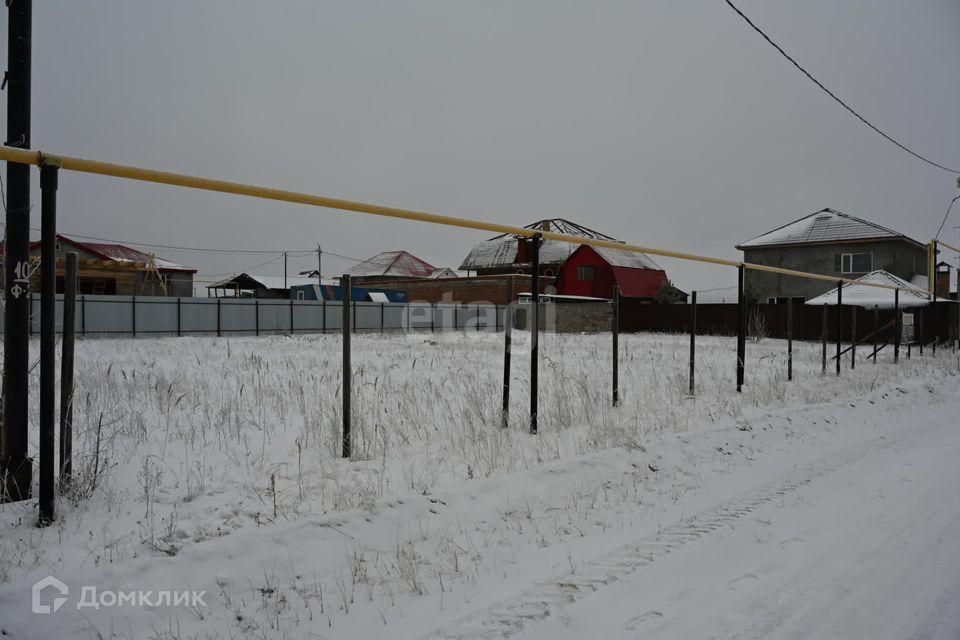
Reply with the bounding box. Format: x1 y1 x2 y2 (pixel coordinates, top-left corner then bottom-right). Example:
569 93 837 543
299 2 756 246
4 0 960 293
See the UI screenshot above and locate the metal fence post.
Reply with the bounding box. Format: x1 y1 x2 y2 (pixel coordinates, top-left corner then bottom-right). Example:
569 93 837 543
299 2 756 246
821 303 828 374
932 240 938 355
530 233 541 433
39 163 59 524
894 289 900 363
612 284 620 407
835 281 842 375
342 275 352 458
872 305 878 363
255 299 259 336
290 298 294 335
380 302 385 334
81 295 86 337
177 297 182 337
919 308 924 356
689 290 697 396
502 277 513 428
60 252 77 490
851 305 856 370
787 297 793 382
217 298 222 337
132 294 137 338
737 264 747 393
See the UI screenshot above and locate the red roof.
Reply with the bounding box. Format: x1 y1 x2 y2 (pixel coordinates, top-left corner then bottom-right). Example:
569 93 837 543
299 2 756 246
2 235 196 272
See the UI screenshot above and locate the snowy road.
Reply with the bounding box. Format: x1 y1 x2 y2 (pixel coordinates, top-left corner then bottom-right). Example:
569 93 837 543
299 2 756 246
3 353 959 640
500 407 960 639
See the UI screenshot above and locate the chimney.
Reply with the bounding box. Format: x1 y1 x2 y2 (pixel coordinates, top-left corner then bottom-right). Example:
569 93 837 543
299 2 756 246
935 262 951 297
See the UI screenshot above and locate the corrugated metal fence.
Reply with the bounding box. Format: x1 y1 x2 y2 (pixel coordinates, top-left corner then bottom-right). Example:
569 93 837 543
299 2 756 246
17 294 508 336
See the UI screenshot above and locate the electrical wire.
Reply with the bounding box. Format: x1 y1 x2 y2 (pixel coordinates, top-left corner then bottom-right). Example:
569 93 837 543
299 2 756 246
934 194 960 241
724 0 960 175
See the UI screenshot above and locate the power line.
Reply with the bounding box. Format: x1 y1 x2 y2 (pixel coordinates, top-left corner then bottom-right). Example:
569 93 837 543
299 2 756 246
934 194 960 241
2 222 370 264
47 230 314 255
724 0 960 175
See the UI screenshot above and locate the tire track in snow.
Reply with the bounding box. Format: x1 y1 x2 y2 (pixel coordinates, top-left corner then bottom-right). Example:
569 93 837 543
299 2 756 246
422 430 908 640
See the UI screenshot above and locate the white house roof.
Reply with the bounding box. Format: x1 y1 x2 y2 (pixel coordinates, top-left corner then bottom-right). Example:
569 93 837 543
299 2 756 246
344 250 436 279
737 209 920 249
804 270 944 308
590 246 663 270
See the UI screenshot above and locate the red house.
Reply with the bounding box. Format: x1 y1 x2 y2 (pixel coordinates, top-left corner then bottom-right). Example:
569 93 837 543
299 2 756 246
556 245 668 299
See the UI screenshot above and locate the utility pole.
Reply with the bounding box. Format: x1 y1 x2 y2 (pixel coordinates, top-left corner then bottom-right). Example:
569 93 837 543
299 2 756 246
2 0 32 503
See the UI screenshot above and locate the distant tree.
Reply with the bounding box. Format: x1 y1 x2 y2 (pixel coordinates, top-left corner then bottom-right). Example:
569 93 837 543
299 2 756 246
654 279 686 304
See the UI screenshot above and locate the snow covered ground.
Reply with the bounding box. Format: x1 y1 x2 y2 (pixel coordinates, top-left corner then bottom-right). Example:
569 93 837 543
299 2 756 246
0 330 958 638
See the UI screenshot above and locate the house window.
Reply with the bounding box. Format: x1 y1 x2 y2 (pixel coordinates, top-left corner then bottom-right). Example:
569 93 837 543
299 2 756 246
840 253 872 274
578 266 594 281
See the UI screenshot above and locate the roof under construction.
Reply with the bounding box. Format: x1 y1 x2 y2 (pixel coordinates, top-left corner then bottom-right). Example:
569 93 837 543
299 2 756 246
460 218 645 271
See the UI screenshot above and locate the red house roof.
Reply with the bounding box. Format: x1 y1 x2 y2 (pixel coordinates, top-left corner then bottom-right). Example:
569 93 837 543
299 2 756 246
2 235 196 272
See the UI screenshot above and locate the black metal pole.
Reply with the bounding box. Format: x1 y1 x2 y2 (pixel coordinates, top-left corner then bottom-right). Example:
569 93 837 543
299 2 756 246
284 251 288 290
919 308 924 356
530 234 541 433
612 284 620 407
216 298 221 337
132 294 137 338
932 241 937 356
342 275 352 458
177 297 182 337
894 289 900 363
689 290 697 396
255 299 260 336
2 0 32 504
821 303 828 374
836 282 843 376
59 252 76 489
81 295 86 337
851 305 856 370
872 306 878 363
502 277 513 429
736 265 745 392
38 164 57 524
787 297 793 381
290 298 294 335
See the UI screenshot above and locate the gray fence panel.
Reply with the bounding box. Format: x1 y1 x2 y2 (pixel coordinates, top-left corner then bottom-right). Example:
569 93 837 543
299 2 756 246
15 295 504 336
257 300 290 333
353 302 378 331
219 299 257 333
383 304 405 331
180 299 218 333
292 301 323 332
325 302 342 331
406 302 431 330
135 298 179 333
